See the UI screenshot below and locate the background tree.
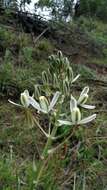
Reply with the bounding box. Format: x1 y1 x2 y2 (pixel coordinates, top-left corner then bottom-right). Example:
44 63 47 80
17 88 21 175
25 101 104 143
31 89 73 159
76 0 107 21
35 0 107 22
0 0 31 11
35 0 74 21
18 0 31 11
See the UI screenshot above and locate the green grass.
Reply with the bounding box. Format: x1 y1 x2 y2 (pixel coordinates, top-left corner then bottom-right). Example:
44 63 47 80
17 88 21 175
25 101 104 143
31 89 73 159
0 26 53 97
89 57 107 67
77 17 107 44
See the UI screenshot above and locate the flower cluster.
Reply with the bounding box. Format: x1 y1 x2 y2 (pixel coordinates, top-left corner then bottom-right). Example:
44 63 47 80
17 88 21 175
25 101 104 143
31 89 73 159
9 90 61 114
9 52 96 129
42 51 80 95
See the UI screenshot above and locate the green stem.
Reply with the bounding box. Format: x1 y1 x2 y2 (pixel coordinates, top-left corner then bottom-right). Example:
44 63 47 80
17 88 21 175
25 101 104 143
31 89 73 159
47 128 75 154
35 122 58 188
35 103 62 188
35 158 48 188
33 117 49 138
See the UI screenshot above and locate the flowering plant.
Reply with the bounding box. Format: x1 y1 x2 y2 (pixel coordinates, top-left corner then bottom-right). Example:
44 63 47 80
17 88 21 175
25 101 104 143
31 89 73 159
9 51 96 188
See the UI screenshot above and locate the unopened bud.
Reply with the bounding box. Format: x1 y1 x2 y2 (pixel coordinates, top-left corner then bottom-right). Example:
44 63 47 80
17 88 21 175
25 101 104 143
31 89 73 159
63 80 70 95
64 57 70 68
47 68 52 80
56 58 61 66
34 85 41 99
66 67 73 80
49 54 55 61
53 73 59 87
57 50 63 59
42 71 49 85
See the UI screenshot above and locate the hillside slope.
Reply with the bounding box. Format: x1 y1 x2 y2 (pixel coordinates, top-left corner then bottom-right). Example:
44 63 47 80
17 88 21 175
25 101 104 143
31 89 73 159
0 11 107 99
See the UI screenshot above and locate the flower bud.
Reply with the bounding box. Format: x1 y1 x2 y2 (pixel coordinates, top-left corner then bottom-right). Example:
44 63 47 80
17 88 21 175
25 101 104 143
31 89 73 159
34 85 41 99
42 71 49 85
63 80 70 95
39 96 49 113
78 94 88 105
49 63 55 73
47 68 52 80
53 73 59 87
64 57 70 68
57 51 63 59
48 54 55 62
20 90 30 108
71 107 81 123
66 67 73 80
56 58 61 66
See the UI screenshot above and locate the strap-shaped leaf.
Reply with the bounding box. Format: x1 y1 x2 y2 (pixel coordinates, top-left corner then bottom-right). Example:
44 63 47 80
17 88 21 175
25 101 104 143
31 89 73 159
79 114 96 125
48 91 61 111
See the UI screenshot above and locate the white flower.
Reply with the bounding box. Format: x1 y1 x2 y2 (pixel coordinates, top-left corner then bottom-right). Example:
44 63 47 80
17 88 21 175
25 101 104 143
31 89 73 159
58 95 96 126
77 86 95 109
9 90 61 114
